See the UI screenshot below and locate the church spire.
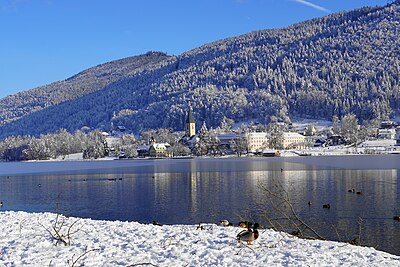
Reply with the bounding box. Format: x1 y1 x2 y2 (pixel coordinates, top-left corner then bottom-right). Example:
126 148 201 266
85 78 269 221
186 107 196 137
186 107 195 124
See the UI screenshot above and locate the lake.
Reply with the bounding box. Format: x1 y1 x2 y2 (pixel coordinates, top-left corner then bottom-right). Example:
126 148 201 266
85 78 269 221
0 155 399 255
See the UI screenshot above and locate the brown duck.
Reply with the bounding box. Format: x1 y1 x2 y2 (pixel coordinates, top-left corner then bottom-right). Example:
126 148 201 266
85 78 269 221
237 223 259 245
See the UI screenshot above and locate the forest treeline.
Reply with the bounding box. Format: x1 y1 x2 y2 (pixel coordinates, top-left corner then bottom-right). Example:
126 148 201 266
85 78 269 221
0 1 399 138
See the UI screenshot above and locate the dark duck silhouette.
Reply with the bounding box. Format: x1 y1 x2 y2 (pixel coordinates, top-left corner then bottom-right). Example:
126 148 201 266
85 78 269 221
237 223 260 245
196 223 205 230
152 220 163 226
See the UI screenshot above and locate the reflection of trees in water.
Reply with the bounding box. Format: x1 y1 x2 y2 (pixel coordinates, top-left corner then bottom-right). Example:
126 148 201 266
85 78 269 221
249 169 399 255
4 161 398 255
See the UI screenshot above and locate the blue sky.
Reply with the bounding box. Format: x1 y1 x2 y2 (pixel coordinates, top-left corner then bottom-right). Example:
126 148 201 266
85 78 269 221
0 0 390 98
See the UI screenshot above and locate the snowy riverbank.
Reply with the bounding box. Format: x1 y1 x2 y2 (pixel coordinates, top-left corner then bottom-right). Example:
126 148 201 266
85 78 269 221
1 211 399 266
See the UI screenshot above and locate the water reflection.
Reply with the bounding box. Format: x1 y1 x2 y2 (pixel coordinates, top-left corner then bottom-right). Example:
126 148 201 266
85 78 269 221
270 169 399 254
188 159 197 217
0 157 399 255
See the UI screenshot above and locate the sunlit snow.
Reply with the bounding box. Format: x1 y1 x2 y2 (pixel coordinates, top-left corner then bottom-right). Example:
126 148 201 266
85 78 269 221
1 211 399 266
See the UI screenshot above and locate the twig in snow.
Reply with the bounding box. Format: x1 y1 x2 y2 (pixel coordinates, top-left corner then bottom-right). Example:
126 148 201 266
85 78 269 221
38 213 82 246
67 246 99 267
234 240 256 255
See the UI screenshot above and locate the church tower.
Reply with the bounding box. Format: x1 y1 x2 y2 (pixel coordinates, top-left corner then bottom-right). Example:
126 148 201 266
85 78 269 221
186 108 196 138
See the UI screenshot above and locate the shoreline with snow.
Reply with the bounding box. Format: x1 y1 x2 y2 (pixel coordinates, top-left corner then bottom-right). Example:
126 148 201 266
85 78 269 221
0 211 399 266
0 153 399 177
22 139 400 162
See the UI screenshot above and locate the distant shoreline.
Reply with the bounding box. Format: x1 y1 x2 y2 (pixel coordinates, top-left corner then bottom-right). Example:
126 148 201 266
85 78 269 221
0 154 399 177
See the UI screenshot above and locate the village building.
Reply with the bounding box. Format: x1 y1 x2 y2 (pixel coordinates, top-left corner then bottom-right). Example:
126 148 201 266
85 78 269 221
380 121 396 129
326 134 345 146
148 143 171 157
136 137 172 158
217 133 238 150
377 128 396 139
246 132 306 152
246 132 269 153
137 145 150 157
283 132 306 149
305 136 326 147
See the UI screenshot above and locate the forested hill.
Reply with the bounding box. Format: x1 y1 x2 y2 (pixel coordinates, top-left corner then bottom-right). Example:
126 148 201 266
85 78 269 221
0 52 170 126
1 1 400 138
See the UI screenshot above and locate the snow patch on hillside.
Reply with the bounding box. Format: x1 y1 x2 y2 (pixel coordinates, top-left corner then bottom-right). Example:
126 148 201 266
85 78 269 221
291 118 332 132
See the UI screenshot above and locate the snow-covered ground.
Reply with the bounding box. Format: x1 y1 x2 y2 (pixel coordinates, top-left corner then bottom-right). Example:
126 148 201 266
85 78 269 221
53 152 84 161
1 211 399 266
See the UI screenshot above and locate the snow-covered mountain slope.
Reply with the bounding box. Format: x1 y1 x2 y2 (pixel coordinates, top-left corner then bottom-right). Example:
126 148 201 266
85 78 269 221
1 1 400 138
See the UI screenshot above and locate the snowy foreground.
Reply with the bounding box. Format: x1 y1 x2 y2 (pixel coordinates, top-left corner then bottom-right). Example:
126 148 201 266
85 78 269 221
1 212 399 267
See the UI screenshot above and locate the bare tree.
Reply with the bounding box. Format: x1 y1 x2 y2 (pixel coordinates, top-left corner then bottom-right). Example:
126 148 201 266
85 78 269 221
230 134 249 157
256 177 326 240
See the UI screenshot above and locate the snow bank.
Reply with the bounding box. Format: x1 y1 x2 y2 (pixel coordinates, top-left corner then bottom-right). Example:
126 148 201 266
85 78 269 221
1 211 399 266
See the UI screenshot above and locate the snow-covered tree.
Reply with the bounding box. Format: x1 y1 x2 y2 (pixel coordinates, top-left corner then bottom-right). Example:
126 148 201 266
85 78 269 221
332 116 340 135
267 123 284 150
341 113 359 145
83 131 107 159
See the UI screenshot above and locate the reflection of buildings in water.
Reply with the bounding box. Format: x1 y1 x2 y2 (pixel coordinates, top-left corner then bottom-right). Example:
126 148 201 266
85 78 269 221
256 169 310 198
151 165 175 209
150 160 202 219
234 169 310 211
244 159 292 173
245 170 269 182
189 160 198 215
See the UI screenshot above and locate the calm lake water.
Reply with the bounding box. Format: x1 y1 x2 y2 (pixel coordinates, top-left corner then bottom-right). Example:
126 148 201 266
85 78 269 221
0 155 399 255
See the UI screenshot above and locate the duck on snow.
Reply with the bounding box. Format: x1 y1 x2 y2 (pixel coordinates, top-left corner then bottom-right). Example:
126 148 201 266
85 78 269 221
237 223 259 245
